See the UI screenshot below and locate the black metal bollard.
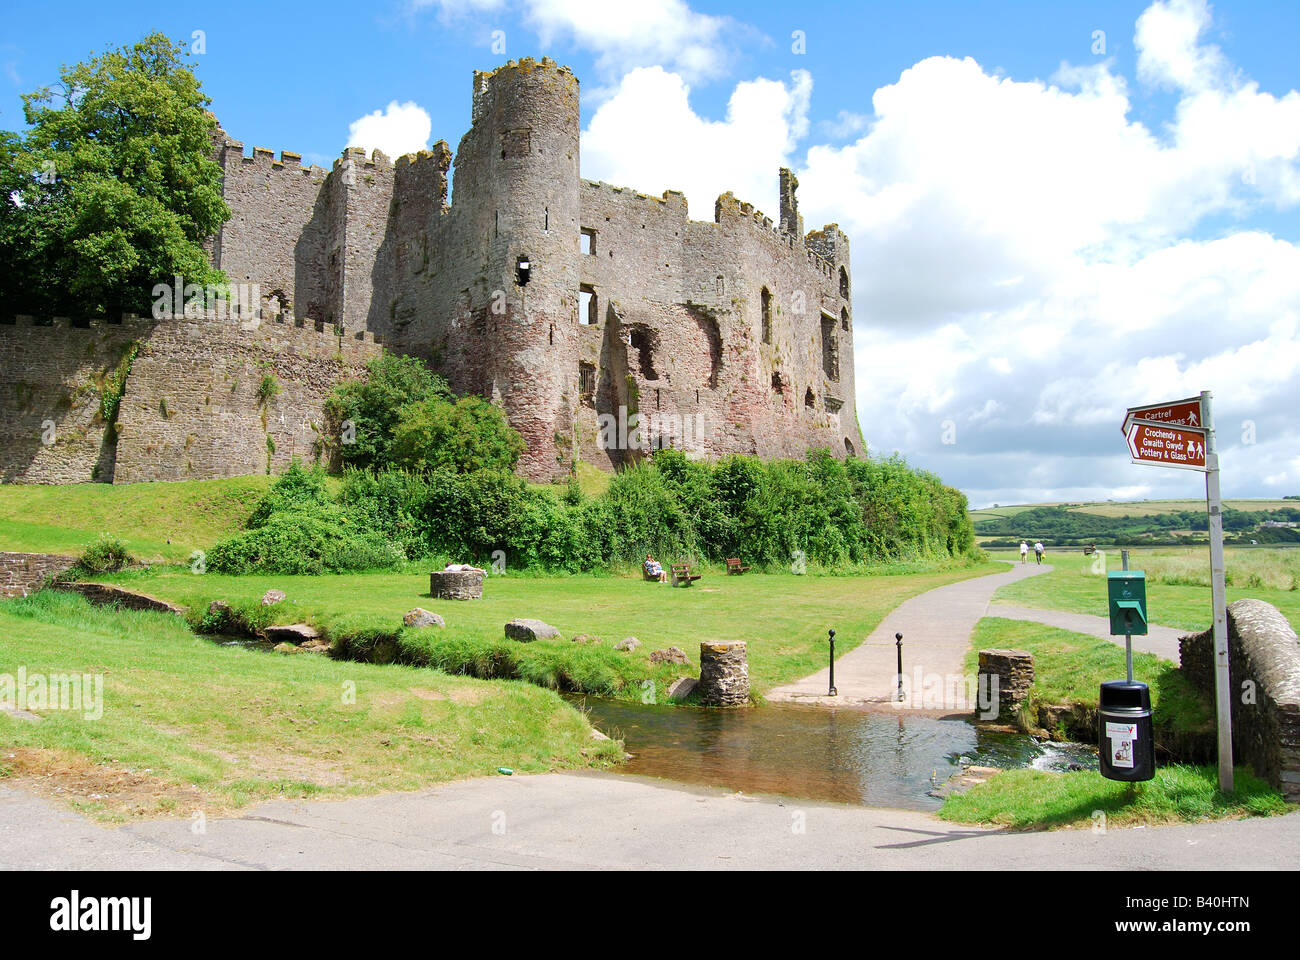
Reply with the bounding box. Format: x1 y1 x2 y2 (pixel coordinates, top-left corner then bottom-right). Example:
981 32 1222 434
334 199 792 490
895 632 904 702
827 629 837 696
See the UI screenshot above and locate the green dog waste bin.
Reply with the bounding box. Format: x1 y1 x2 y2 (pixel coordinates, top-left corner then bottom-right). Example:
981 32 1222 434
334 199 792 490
1098 680 1154 782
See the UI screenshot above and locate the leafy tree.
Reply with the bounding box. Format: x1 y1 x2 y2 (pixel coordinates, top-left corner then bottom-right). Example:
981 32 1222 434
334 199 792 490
326 353 452 469
0 33 228 317
391 395 526 474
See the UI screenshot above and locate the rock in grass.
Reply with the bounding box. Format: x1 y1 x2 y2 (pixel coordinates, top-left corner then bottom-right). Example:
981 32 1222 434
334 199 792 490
615 637 641 652
261 589 286 606
505 618 560 642
404 608 445 629
649 646 689 666
572 633 603 645
667 677 698 702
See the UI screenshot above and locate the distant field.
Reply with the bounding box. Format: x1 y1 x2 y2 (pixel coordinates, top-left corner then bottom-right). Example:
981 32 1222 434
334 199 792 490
990 547 1300 634
972 498 1296 524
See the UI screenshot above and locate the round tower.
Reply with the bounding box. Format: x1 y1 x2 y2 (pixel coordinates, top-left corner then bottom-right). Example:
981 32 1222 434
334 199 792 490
452 58 581 480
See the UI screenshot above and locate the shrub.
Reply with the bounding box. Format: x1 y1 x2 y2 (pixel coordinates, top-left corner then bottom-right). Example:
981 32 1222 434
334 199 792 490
207 514 406 575
390 394 525 474
73 535 135 575
246 460 332 528
256 371 281 405
326 354 452 469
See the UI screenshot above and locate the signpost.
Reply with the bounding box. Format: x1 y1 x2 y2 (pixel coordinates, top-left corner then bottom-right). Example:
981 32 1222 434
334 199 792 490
1120 390 1233 793
1125 420 1207 471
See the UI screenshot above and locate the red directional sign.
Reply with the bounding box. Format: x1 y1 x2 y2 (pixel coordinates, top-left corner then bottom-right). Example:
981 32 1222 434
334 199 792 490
1126 419 1207 471
1121 396 1203 434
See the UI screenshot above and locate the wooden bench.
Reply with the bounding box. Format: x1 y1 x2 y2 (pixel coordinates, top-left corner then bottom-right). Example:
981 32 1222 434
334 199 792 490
643 564 664 581
725 558 751 575
671 563 702 587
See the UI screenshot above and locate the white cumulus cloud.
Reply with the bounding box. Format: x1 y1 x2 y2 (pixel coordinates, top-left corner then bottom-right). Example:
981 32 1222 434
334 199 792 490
346 101 432 160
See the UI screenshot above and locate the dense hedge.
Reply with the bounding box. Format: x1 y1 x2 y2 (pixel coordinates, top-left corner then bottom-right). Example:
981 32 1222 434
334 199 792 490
208 450 974 575
340 448 973 572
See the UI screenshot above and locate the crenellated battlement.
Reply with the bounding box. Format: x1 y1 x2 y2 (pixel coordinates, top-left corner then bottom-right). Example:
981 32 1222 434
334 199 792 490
218 135 327 177
2 311 383 347
712 191 839 275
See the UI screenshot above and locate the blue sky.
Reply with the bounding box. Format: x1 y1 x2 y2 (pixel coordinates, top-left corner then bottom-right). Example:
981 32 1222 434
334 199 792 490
4 1 1299 505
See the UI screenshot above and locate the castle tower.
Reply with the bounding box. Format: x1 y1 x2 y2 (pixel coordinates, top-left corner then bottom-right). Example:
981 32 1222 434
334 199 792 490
451 58 581 479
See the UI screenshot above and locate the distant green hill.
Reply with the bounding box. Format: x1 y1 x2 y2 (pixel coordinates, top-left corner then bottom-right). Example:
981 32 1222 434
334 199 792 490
971 499 1300 547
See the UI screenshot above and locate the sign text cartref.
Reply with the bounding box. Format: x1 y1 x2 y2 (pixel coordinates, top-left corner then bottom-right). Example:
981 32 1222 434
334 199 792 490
1120 396 1203 434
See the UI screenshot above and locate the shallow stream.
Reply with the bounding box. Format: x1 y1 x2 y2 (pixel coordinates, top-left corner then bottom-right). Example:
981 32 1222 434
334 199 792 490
573 696 1098 810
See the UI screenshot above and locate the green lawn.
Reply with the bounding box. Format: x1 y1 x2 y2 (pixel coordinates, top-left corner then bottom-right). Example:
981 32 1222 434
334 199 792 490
0 477 285 562
990 547 1300 633
939 764 1291 829
85 560 1006 699
0 590 620 821
967 617 1212 734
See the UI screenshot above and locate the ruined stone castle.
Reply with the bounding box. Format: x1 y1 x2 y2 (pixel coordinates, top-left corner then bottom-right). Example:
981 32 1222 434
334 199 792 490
1 58 861 484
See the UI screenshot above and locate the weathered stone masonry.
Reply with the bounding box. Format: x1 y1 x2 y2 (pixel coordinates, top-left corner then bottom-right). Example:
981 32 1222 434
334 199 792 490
1 57 862 484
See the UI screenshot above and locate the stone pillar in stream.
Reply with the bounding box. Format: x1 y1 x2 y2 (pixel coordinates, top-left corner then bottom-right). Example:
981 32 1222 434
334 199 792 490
977 649 1034 722
699 640 750 706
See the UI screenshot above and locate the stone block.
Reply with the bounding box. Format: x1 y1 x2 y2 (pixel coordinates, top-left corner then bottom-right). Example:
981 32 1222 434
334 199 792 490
430 570 483 600
698 640 749 706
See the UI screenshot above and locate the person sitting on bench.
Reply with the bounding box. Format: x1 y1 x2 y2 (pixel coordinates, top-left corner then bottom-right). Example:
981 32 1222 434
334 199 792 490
643 554 667 582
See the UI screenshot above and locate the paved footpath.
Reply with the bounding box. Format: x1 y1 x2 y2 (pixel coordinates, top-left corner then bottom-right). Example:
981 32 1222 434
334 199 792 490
767 561 1052 707
990 603 1186 662
3 774 1298 871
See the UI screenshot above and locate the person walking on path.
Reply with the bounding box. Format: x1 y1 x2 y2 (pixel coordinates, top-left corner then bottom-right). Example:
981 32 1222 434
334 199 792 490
1020 540 1029 563
1034 541 1045 564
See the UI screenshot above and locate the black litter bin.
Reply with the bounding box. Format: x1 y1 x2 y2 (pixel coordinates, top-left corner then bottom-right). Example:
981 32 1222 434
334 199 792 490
1098 680 1154 782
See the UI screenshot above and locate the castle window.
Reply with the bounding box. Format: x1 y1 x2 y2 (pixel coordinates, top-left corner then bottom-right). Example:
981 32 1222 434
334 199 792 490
579 362 596 399
501 128 531 159
821 312 840 382
760 286 772 344
516 256 531 286
839 265 850 299
580 228 595 255
629 327 659 380
771 371 783 394
845 438 855 457
579 285 597 325
804 387 815 409
841 306 849 332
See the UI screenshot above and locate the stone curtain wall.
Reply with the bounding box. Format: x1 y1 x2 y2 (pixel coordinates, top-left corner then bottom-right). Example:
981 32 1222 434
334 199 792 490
0 318 143 483
0 313 379 484
1179 599 1300 800
0 552 78 598
113 316 380 482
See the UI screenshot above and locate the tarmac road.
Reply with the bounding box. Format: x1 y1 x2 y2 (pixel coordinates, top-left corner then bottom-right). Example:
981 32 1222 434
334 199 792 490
3 771 1297 871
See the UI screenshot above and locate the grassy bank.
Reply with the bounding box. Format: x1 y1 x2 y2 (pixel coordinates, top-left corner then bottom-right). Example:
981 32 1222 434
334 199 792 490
939 764 1291 829
84 560 1005 700
990 547 1300 633
0 477 292 562
0 591 621 821
966 617 1212 741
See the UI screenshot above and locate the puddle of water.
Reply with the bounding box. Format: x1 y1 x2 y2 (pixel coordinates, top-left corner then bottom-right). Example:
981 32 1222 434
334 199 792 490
572 696 1098 810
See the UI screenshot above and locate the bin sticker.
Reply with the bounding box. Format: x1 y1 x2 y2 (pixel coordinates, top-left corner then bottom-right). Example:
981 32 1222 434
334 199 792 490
1106 722 1137 769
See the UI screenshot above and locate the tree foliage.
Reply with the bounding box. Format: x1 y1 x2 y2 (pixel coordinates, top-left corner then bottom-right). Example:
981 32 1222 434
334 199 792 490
0 33 229 317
